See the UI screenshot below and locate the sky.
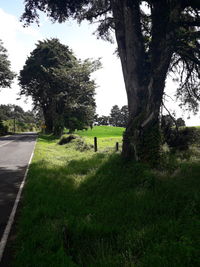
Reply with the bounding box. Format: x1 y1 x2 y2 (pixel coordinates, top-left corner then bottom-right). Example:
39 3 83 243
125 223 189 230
0 0 199 126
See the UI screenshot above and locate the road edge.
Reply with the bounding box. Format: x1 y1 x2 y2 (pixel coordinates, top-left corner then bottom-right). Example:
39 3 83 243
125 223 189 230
0 136 37 262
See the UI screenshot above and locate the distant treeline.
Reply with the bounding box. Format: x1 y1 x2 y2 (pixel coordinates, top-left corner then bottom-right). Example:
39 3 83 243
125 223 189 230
0 104 40 134
95 105 186 128
95 105 129 127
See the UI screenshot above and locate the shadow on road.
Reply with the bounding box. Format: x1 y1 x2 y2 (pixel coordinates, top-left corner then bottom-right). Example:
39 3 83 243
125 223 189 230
0 133 38 143
0 166 27 239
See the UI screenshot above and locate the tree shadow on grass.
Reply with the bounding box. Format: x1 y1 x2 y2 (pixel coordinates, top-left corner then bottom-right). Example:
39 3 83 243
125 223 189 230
37 134 59 143
15 153 200 267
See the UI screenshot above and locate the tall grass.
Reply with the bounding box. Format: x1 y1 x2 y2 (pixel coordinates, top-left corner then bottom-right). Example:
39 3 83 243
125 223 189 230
12 129 200 266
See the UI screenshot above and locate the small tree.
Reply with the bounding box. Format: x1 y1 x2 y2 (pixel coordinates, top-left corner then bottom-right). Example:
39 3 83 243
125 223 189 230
120 105 129 127
109 105 121 126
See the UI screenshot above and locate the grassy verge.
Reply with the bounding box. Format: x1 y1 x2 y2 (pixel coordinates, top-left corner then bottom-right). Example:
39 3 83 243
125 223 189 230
13 132 200 266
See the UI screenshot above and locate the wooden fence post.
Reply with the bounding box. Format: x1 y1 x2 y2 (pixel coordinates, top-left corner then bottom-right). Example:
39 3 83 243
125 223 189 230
94 137 97 152
116 142 119 151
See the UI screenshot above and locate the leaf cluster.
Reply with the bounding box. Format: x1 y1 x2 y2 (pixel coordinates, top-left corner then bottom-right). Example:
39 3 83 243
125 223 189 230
0 40 15 88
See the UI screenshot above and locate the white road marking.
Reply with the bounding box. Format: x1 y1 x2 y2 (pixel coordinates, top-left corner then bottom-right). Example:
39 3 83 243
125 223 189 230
0 138 37 262
0 140 14 148
0 136 22 148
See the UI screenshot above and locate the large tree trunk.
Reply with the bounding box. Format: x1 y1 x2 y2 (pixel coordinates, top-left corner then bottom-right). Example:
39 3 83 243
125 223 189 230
53 114 64 137
111 0 175 163
43 107 53 133
122 81 164 164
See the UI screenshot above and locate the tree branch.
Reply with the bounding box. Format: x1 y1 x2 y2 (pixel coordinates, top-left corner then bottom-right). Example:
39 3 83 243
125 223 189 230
162 101 178 132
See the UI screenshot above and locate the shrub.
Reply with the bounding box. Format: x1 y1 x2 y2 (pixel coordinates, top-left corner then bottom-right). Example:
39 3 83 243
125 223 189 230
58 134 78 145
58 134 93 151
164 127 199 152
74 138 93 152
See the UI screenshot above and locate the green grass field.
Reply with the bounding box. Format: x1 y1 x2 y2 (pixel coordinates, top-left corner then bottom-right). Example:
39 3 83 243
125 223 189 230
77 125 125 138
76 126 125 151
12 126 200 266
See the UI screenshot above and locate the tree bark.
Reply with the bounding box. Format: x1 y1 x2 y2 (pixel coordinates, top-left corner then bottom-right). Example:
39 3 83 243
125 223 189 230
111 0 175 163
43 107 53 133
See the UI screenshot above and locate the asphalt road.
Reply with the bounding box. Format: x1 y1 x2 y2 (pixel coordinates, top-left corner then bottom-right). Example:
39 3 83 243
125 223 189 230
0 133 37 246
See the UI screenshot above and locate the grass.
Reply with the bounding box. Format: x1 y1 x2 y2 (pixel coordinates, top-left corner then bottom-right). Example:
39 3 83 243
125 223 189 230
75 126 124 151
76 126 125 138
12 126 200 267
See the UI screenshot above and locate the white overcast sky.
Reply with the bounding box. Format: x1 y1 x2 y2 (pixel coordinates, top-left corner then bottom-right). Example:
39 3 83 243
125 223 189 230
0 0 199 126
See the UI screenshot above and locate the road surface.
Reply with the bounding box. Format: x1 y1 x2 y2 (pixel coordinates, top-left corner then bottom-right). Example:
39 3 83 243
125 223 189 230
0 133 37 262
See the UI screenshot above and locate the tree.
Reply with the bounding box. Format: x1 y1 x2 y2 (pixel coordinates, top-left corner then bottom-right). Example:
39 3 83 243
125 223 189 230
0 104 40 132
109 105 121 126
109 105 129 127
19 38 99 135
0 40 15 88
120 105 129 127
95 115 110 126
19 38 75 133
21 0 200 163
176 117 186 127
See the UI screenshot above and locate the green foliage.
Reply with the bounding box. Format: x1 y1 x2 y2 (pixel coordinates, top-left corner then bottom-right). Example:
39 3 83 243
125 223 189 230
0 39 15 88
21 0 200 162
94 115 110 126
13 134 200 266
120 105 129 127
164 127 199 152
176 117 186 127
0 118 8 135
95 105 129 127
58 134 78 145
73 137 94 152
0 104 39 132
0 104 36 122
109 104 129 127
161 115 186 132
19 38 99 135
109 105 121 126
139 123 162 166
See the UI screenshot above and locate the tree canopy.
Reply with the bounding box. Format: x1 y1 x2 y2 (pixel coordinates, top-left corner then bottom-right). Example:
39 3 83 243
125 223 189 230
19 38 100 135
95 105 129 127
21 0 200 163
109 105 129 127
0 40 15 88
0 104 36 123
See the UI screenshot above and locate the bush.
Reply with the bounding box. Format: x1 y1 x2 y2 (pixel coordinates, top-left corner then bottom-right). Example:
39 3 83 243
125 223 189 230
58 134 93 151
58 134 78 145
164 127 199 152
74 138 93 152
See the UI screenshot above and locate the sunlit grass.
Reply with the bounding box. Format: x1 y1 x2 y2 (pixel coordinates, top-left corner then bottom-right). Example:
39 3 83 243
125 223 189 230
76 125 125 138
13 130 200 267
76 125 124 151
